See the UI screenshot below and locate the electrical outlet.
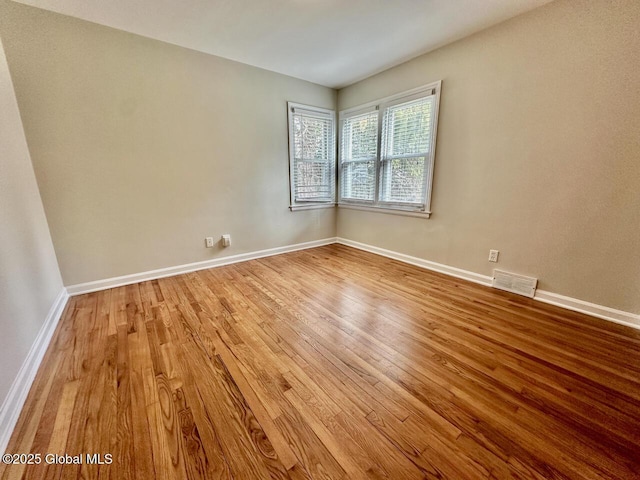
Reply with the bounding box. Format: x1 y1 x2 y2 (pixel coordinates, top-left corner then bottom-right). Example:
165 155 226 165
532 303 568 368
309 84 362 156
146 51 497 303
205 237 214 248
488 249 499 262
221 234 231 247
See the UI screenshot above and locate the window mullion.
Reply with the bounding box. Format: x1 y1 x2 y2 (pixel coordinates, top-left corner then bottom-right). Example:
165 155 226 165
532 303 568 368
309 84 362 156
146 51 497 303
374 105 383 206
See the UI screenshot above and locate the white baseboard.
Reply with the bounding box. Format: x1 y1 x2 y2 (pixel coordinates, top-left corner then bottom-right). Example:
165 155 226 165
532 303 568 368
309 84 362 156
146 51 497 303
336 237 493 287
67 237 338 296
534 290 640 330
336 237 640 331
0 288 69 454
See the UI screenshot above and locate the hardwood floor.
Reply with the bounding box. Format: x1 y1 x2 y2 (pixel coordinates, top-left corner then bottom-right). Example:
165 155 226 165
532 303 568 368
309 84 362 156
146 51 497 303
2 244 640 479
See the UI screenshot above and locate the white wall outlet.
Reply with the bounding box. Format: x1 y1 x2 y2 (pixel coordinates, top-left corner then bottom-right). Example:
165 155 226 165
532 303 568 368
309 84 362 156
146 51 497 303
221 234 231 247
488 249 499 262
205 237 214 248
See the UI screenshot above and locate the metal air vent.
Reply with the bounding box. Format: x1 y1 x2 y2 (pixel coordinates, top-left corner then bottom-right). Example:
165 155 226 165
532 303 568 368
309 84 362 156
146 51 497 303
492 269 537 298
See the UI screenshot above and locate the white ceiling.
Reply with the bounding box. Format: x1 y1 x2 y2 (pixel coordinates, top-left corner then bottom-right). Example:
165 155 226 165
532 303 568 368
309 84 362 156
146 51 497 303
14 0 554 88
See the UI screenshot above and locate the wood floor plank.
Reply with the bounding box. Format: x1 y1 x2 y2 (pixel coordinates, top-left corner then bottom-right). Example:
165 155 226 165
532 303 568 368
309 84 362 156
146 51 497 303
179 339 286 479
115 324 136 480
3 245 640 479
273 404 347 480
172 348 233 480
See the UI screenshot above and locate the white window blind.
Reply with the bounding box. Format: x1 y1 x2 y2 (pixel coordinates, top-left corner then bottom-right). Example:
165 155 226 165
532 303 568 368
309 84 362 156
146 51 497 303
380 95 434 204
340 109 378 201
338 82 441 216
288 103 336 207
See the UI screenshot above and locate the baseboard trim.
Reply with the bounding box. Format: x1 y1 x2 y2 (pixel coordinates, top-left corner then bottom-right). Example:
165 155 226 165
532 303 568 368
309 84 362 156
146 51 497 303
336 237 640 331
534 290 640 330
336 237 493 287
0 288 69 454
67 237 338 296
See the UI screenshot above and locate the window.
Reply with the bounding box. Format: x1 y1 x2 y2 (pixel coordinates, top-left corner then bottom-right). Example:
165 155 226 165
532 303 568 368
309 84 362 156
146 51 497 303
339 82 441 217
287 102 336 210
340 108 378 201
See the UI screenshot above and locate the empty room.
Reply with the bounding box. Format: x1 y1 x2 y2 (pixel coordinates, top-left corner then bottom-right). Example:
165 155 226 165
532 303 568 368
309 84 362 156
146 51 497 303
1 0 639 478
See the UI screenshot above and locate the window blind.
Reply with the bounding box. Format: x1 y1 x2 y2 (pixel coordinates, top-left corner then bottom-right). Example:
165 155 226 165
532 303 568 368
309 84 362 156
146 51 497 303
340 109 378 201
379 95 434 205
289 106 335 203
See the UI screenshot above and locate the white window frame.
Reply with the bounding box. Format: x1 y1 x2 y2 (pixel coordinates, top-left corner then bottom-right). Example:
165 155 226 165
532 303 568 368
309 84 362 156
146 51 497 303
338 81 441 218
287 102 337 211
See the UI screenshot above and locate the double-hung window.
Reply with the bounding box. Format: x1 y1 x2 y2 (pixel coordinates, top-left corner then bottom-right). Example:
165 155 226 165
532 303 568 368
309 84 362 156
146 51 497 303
339 82 441 217
340 107 378 202
287 102 336 210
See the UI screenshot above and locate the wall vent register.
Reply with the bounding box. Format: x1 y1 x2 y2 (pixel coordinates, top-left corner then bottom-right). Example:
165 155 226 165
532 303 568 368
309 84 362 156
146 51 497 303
492 269 538 298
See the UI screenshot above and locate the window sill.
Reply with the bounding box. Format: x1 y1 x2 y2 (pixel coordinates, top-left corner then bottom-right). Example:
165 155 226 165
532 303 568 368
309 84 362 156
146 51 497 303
338 203 431 219
289 203 336 212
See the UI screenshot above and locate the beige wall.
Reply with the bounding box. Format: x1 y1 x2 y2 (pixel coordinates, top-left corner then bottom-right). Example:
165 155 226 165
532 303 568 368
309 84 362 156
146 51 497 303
0 1 336 286
0 35 63 404
338 0 640 314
